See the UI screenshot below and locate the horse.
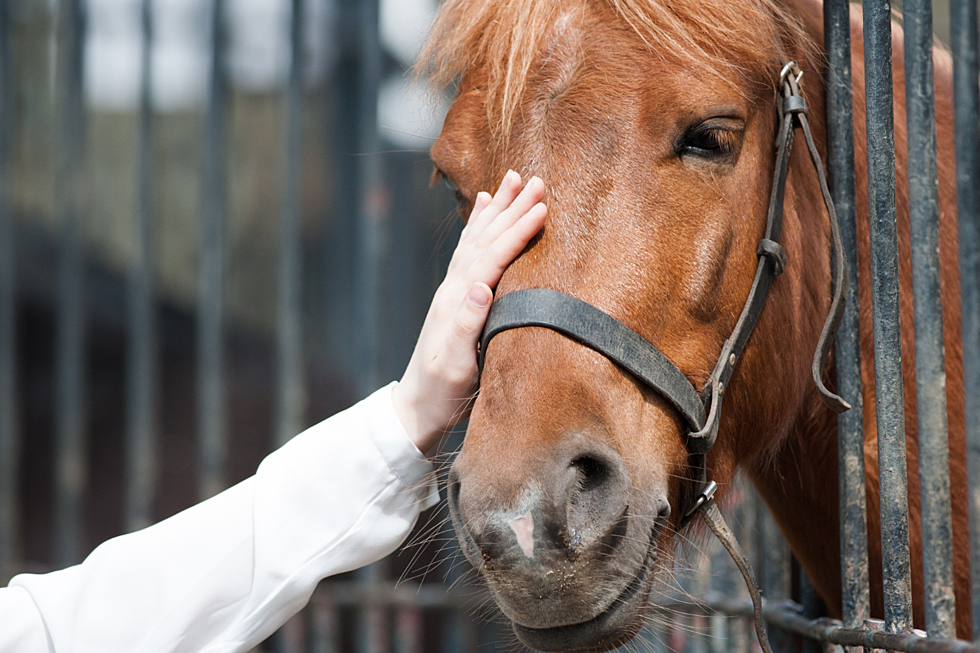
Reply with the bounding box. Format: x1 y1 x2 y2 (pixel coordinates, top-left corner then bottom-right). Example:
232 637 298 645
418 0 968 649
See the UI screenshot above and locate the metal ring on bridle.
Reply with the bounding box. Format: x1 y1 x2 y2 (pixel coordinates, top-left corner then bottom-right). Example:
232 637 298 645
779 60 803 86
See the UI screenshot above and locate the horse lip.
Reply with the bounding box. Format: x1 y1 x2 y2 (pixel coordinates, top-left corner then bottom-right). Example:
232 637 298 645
509 525 661 652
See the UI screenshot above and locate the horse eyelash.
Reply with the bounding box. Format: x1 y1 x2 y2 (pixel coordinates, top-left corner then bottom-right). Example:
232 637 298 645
433 167 468 212
677 126 740 159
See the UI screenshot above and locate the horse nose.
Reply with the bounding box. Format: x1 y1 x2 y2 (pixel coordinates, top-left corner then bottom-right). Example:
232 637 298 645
448 438 635 567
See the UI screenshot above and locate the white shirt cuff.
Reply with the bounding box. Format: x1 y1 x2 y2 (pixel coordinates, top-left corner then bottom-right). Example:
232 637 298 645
366 382 441 510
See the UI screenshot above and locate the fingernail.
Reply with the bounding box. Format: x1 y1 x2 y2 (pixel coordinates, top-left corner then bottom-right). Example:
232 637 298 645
468 284 490 308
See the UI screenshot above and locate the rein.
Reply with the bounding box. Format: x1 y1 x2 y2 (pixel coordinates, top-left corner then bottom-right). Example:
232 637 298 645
478 63 850 653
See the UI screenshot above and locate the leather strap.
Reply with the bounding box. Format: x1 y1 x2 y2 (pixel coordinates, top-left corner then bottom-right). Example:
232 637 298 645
480 288 706 432
698 496 774 653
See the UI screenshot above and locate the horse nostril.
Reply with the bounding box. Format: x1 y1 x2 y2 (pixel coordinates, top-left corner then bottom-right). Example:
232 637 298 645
564 450 630 551
572 455 609 493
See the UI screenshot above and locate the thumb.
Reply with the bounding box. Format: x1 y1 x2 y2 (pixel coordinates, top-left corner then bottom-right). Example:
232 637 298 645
441 282 493 372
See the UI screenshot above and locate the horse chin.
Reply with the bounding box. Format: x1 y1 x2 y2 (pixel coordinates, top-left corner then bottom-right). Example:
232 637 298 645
507 537 659 653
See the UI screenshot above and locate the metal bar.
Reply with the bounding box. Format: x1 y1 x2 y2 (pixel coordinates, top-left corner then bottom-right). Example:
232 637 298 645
351 0 387 650
903 0 956 638
0 0 18 581
54 0 87 567
355 562 388 653
273 3 304 646
824 0 870 635
948 0 980 642
653 595 980 653
862 0 913 633
393 606 421 653
761 503 793 651
198 0 227 502
306 599 338 653
126 0 156 533
353 0 384 399
800 571 828 653
276 0 304 449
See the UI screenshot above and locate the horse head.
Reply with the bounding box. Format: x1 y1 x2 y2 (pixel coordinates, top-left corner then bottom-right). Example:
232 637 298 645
422 0 850 650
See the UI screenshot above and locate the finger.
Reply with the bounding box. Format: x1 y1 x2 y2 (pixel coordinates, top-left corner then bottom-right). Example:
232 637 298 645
468 202 547 288
438 282 494 377
475 176 546 249
466 170 522 240
448 191 491 274
463 191 493 229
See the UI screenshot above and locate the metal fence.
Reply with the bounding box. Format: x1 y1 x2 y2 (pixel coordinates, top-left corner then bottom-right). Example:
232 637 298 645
644 0 980 651
0 0 978 652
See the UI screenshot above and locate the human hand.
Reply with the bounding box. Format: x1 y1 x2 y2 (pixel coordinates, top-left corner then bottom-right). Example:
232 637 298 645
391 171 547 454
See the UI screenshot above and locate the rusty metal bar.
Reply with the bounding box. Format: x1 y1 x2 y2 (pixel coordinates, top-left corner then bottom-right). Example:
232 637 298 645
654 594 980 653
198 0 227 502
126 0 157 534
0 0 17 580
824 0 870 635
948 0 980 642
276 0 305 450
862 0 913 633
54 0 87 567
903 0 956 639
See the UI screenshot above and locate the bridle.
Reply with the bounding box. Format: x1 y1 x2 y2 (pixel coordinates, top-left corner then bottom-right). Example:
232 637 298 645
477 62 850 653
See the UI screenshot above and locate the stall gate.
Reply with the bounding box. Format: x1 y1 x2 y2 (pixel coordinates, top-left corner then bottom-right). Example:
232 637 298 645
0 0 978 651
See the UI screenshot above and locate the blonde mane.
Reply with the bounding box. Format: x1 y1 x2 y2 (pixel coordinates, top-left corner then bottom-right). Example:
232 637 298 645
417 0 814 141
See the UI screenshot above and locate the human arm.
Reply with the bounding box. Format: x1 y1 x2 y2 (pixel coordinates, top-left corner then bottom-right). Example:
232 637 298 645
4 384 437 653
1 172 546 653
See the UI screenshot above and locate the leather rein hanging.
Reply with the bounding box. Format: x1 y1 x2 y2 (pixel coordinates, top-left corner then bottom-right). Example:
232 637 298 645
477 63 851 653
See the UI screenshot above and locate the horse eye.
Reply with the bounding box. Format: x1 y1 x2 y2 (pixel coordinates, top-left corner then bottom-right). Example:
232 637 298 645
677 125 741 161
441 174 468 215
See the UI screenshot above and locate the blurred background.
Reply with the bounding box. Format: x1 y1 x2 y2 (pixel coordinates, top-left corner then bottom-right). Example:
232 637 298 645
0 0 966 651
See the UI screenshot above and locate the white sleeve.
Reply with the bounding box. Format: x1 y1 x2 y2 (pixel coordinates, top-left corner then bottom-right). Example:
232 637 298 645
4 382 440 653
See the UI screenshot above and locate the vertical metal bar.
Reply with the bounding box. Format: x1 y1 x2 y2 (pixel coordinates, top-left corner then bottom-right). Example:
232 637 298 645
903 0 956 638
760 507 792 652
126 0 156 533
800 570 828 653
863 0 913 633
688 536 708 653
198 0 226 502
54 0 87 567
352 0 387 649
824 0 871 636
271 5 306 650
307 597 338 653
277 0 304 449
353 0 383 400
393 606 421 653
730 483 756 653
0 0 17 581
949 0 980 642
711 504 736 653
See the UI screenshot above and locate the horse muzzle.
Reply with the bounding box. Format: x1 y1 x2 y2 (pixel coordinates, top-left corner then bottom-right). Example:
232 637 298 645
447 434 671 652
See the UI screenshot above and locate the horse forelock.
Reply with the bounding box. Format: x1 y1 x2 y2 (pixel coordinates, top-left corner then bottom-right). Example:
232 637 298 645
416 0 814 143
